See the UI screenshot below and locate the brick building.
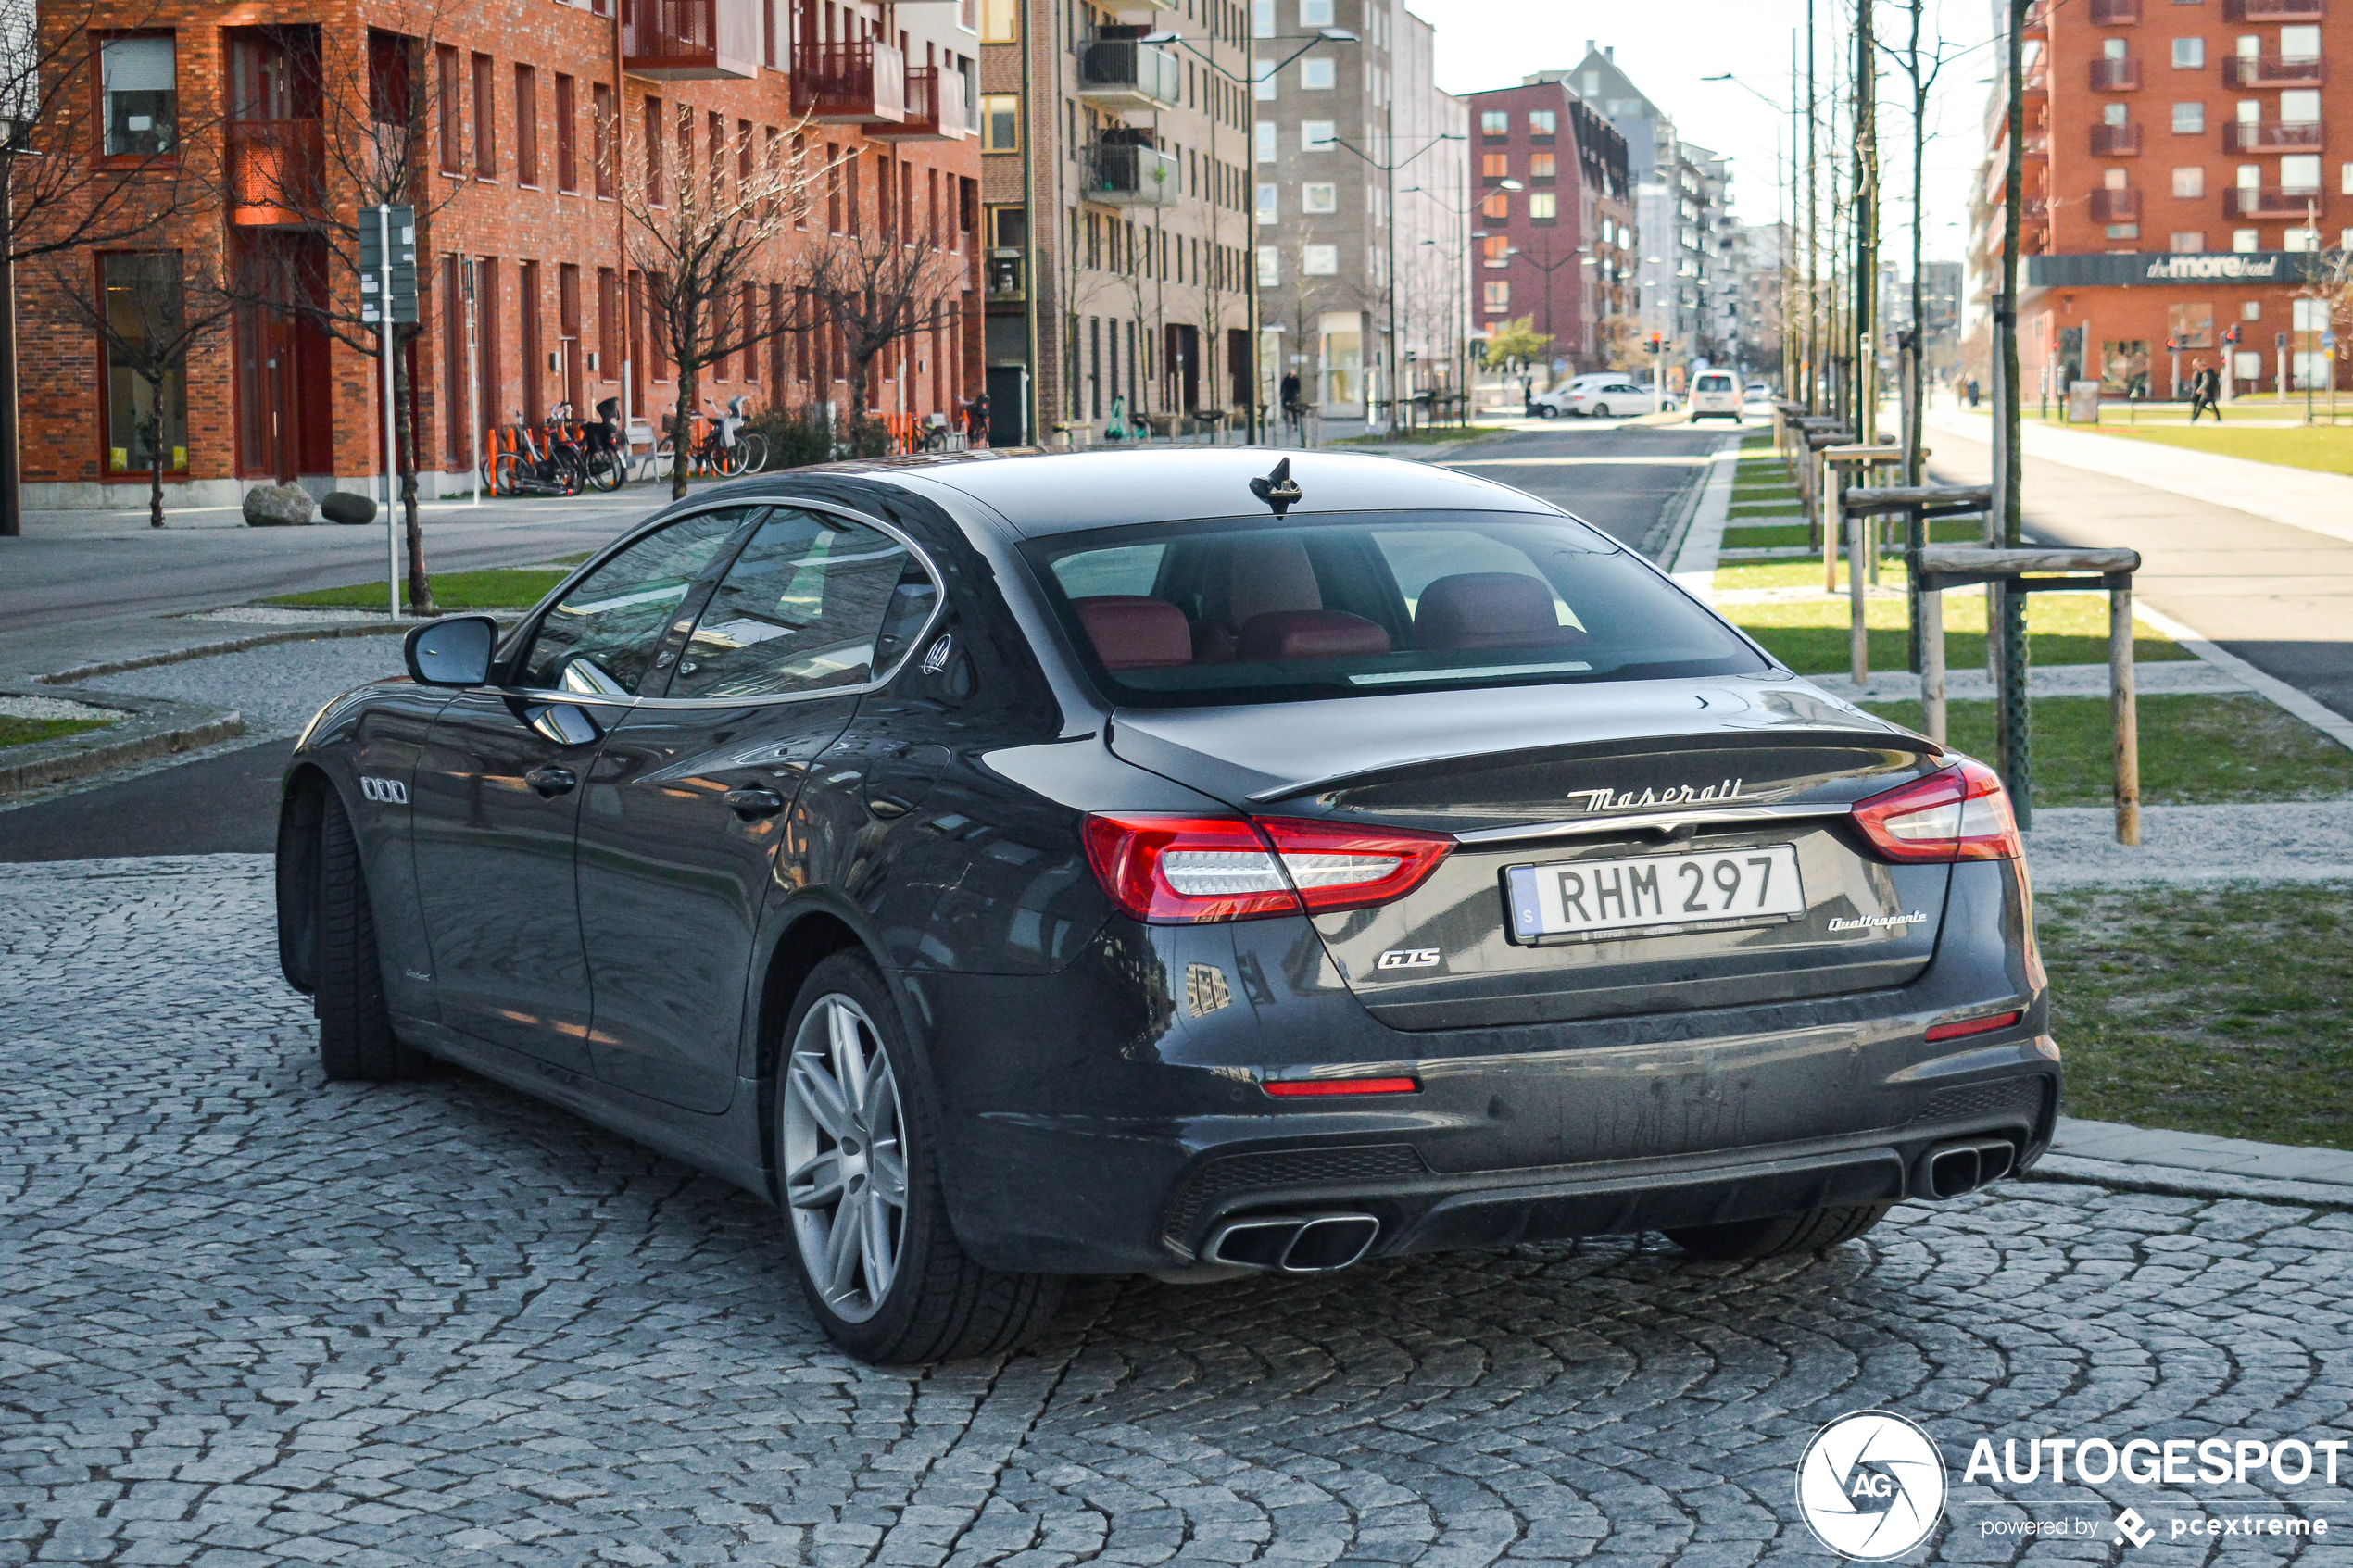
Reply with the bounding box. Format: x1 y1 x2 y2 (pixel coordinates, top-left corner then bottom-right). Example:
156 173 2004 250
1456 77 1633 375
23 0 983 508
1980 0 2347 402
974 0 1250 445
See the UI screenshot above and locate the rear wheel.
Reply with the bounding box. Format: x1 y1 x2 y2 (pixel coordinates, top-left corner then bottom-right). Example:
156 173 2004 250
1535 406 1555 420
1666 1203 1891 1261
736 431 769 473
1593 403 1611 419
316 789 429 1082
490 451 527 496
777 952 1063 1362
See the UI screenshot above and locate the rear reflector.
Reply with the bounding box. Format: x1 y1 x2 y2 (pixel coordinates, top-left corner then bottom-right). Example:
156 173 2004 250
1924 1010 2024 1043
1082 813 1453 924
1263 1076 1422 1098
1852 759 2023 864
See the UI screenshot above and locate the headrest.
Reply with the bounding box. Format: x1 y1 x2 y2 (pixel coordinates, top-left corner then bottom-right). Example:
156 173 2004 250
1414 572 1584 652
1074 596 1192 671
1222 536 1323 629
1236 609 1392 663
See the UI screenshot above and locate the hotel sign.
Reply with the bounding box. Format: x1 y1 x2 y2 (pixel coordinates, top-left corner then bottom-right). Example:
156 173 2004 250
2026 251 2320 287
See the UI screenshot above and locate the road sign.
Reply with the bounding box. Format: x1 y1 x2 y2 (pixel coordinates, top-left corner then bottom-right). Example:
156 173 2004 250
359 205 418 327
2327 332 2338 349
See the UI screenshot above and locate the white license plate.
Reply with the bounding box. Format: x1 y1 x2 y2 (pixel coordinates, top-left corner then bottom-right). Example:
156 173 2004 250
1505 844 1806 941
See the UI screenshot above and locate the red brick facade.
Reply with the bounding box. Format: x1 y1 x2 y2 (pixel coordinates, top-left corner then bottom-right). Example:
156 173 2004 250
22 0 983 507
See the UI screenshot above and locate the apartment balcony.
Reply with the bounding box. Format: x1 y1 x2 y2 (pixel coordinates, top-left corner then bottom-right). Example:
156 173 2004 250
2024 128 2050 157
2089 188 2142 221
2223 0 2322 19
1081 142 1178 207
869 64 964 139
792 40 906 125
2091 123 2142 154
2230 182 2323 217
2090 0 2141 20
1076 40 1181 112
2089 57 2141 90
2021 0 2051 33
228 119 323 225
2225 52 2323 86
2226 118 2323 151
622 0 758 80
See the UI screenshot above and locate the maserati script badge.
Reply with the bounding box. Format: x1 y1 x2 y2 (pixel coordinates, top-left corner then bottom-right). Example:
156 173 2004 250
1567 778 1743 812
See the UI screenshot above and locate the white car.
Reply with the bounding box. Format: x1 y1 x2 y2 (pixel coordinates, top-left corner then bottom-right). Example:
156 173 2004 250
1527 374 1624 418
1745 381 1771 401
1690 370 1743 422
1562 381 1677 420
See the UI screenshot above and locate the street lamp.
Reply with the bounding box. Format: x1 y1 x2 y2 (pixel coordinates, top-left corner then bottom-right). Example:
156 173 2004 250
1327 124 1467 432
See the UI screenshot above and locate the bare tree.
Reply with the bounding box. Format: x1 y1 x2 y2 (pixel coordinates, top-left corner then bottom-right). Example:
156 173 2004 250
214 7 463 610
43 250 237 528
1879 0 1966 484
786 225 963 452
620 104 822 498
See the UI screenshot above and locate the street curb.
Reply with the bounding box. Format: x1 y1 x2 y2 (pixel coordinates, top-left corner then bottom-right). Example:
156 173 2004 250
2017 1151 2353 1210
35 610 529 686
0 691 246 799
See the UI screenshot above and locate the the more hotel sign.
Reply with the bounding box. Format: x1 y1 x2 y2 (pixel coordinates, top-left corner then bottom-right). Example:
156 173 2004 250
2025 251 2319 288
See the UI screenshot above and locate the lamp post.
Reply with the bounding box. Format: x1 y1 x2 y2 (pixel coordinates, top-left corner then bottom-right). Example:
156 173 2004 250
1404 177 1476 424
1141 27 1357 442
1329 126 1466 433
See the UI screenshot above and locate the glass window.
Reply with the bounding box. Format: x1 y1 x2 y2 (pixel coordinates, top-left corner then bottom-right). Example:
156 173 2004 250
2172 101 2204 132
102 36 178 157
980 0 1018 42
1252 0 1274 36
1302 244 1338 274
1256 245 1279 285
100 253 189 475
1482 151 1509 179
1302 181 1336 212
1530 151 1556 179
2104 102 2129 126
1299 0 1333 25
1528 109 1556 135
2282 89 2321 122
1255 120 1277 160
1529 191 1557 220
1025 514 1766 709
2283 153 2322 190
1483 280 1509 312
1301 57 1334 89
981 94 1019 152
1256 182 1277 221
2173 166 2205 196
519 508 751 693
1480 110 1508 134
2171 37 2204 68
1253 58 1275 99
1301 119 1334 149
2170 230 2205 251
667 510 933 700
2282 25 2320 56
2233 227 2259 251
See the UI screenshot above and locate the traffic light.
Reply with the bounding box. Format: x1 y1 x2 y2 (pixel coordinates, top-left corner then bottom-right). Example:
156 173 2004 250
1649 332 1664 354
2223 324 2242 345
2166 337 2178 353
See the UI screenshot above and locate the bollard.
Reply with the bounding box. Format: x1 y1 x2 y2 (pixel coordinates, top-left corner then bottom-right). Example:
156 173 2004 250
2108 571 2141 847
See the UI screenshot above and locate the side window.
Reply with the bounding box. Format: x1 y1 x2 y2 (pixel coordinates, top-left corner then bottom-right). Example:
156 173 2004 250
517 508 752 694
667 509 932 700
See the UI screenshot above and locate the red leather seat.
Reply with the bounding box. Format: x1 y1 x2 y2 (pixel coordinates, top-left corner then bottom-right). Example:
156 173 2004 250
1073 596 1193 671
1414 572 1586 653
1194 537 1325 662
1236 610 1392 662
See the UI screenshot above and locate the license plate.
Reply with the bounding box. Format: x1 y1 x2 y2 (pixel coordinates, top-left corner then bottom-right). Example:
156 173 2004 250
1505 844 1806 941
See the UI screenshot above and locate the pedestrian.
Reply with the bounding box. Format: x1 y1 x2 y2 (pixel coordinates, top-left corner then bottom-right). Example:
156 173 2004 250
1279 370 1303 437
2188 359 2221 423
1966 377 1981 408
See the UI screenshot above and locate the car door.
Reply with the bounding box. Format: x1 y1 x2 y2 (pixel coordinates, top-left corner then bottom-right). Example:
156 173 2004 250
574 505 943 1112
409 506 753 1071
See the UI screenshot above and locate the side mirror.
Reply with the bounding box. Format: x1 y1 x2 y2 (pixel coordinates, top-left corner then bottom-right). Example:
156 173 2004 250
404 616 498 686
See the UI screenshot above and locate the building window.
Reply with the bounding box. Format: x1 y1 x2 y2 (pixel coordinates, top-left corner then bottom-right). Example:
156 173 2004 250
1480 109 1508 135
1302 244 1338 274
471 53 496 177
980 0 1017 42
98 252 189 475
1483 281 1510 314
2104 102 2129 126
1254 60 1276 100
2172 102 2204 132
1255 121 1277 161
1256 182 1277 221
1529 191 1556 221
1254 0 1275 36
554 74 576 193
2171 37 2205 68
1257 245 1279 284
1301 57 1334 89
592 82 615 198
2233 227 2259 250
2107 223 2141 238
1480 190 1508 220
1481 151 1509 182
2285 226 2320 250
2173 166 2204 196
2283 24 2320 57
514 66 538 186
981 94 1018 151
1529 108 1555 136
1530 151 1556 181
2284 153 2322 191
1302 181 1336 212
101 36 178 157
1301 120 1334 150
435 45 461 173
1299 0 1333 25
643 97 664 204
2171 230 2205 250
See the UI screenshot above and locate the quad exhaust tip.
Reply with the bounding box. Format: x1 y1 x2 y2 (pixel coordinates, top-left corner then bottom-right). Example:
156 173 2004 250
1202 1212 1381 1273
1922 1137 2018 1200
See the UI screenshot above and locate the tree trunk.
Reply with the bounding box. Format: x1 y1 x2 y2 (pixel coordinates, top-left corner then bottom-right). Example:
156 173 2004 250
672 360 698 500
395 332 433 616
142 395 165 529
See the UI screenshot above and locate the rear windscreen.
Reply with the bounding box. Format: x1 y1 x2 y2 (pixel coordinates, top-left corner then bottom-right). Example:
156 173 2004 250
1024 511 1768 707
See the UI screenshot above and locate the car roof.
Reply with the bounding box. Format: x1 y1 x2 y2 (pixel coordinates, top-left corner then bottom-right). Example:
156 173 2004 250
698 445 1565 540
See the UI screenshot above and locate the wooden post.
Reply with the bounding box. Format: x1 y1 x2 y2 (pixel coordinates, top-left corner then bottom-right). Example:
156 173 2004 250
1920 583 1946 746
1849 506 1869 686
2108 571 2140 847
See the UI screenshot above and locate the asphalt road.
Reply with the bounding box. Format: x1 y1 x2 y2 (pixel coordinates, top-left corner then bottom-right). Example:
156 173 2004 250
1430 420 1736 556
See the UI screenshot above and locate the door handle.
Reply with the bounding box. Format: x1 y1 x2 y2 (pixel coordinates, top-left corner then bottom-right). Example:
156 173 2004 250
524 765 578 797
865 793 915 820
724 786 786 820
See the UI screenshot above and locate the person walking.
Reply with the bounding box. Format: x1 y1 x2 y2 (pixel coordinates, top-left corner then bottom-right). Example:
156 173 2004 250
2188 359 2221 423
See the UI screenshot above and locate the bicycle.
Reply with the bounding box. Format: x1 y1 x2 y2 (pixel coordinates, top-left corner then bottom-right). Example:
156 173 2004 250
576 397 626 492
490 413 584 497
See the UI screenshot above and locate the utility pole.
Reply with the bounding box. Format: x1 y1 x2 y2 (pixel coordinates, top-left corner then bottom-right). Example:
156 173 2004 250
1995 0 2032 823
1853 0 1877 445
1806 0 1818 411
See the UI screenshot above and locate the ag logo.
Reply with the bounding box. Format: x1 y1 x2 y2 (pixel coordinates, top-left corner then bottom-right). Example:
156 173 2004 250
359 775 409 805
1795 1411 1946 1560
1374 948 1441 971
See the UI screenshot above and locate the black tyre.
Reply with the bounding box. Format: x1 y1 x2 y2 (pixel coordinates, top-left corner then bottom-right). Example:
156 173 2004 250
585 450 624 493
1593 403 1611 419
1535 406 1555 420
1666 1202 1892 1261
316 789 430 1082
775 951 1063 1362
490 451 526 496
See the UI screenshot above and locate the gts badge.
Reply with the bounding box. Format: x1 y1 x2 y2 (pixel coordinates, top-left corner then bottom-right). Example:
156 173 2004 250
359 775 409 805
1375 948 1441 972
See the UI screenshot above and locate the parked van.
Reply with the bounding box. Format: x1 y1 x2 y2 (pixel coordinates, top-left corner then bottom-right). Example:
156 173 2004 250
1691 370 1743 422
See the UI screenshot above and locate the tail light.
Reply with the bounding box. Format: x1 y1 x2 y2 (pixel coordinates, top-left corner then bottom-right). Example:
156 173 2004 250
1924 1010 2024 1043
1081 814 1453 924
1263 1075 1421 1098
1852 759 2022 864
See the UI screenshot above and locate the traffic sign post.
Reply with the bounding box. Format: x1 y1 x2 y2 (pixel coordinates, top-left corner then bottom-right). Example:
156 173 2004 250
362 206 417 620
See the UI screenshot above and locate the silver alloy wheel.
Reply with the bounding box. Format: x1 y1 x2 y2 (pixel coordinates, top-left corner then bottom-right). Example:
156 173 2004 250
782 994 909 1324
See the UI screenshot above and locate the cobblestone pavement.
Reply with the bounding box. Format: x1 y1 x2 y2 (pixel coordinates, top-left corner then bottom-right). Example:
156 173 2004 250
79 640 408 738
7 856 2353 1567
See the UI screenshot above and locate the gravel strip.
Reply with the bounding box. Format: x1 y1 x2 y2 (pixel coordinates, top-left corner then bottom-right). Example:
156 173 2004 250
2025 802 2353 886
182 606 401 626
76 637 407 736
0 696 125 721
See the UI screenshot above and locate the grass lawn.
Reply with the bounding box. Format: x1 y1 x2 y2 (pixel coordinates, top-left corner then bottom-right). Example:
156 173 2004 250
1858 694 2353 804
263 567 570 611
1723 524 1812 549
1337 424 1508 445
2037 420 2353 478
2038 884 2353 1150
1725 587 2190 672
0 715 114 749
